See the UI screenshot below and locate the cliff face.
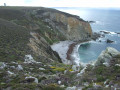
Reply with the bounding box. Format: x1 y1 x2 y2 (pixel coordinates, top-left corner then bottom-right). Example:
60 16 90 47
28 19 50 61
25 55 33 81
34 8 92 41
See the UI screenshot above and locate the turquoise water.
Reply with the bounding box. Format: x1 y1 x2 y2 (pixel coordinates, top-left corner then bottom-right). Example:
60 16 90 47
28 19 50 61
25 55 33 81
55 7 120 63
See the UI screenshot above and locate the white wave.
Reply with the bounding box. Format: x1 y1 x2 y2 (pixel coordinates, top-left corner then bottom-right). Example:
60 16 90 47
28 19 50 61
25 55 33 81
96 21 101 24
70 44 81 66
95 21 105 25
71 41 92 66
100 30 117 35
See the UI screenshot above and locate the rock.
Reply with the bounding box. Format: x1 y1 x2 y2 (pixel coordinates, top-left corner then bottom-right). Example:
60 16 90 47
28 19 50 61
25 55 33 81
25 76 38 83
10 66 15 69
116 75 120 80
24 55 36 63
100 31 110 34
0 62 6 69
99 40 101 42
95 47 120 66
106 39 114 43
39 68 45 70
115 64 120 66
91 32 101 41
66 86 76 90
104 79 109 85
17 65 23 71
58 81 61 84
93 85 103 89
88 21 96 23
72 65 80 71
83 82 89 86
7 71 14 75
60 85 65 88
64 70 68 74
105 85 109 88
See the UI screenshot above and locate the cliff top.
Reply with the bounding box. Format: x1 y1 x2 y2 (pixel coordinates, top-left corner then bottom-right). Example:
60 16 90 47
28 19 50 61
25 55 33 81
0 6 85 21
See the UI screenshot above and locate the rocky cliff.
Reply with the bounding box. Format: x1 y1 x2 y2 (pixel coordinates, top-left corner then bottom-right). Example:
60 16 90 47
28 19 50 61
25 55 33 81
34 8 92 41
0 6 92 63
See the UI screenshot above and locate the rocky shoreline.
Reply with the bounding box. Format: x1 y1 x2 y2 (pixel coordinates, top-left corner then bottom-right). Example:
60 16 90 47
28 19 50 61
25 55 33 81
51 40 89 65
66 40 89 65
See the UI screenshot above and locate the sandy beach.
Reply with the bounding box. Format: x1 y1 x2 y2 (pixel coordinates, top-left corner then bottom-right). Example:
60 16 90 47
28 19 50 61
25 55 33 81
51 41 74 64
51 40 87 65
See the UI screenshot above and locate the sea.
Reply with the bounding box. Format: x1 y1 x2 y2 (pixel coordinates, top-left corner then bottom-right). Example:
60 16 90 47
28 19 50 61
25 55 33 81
54 7 120 64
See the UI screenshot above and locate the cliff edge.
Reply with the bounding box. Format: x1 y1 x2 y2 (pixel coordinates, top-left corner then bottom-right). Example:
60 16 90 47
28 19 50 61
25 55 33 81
34 7 92 41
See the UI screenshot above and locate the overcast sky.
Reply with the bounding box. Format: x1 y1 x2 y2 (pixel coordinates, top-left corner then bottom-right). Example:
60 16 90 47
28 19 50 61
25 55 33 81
0 0 120 8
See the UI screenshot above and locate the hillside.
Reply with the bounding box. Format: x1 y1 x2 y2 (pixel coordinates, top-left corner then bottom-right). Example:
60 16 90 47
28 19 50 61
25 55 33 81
0 6 93 89
0 6 120 90
0 6 92 63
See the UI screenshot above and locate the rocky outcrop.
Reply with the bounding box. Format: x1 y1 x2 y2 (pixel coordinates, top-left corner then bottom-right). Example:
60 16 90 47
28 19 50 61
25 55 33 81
106 39 114 43
95 47 120 66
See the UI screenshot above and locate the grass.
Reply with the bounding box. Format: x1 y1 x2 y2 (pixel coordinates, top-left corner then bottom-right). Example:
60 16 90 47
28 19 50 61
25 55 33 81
0 18 30 62
0 6 65 63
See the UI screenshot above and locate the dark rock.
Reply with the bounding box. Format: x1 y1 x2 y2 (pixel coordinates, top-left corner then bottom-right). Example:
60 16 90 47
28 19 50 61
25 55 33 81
22 78 35 83
88 21 96 23
21 77 38 83
100 31 110 34
116 75 120 80
91 32 101 41
106 39 114 43
47 46 62 63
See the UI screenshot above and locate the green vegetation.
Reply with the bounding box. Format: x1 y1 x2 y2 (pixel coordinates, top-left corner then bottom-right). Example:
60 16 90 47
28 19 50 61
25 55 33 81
0 18 30 62
43 84 65 90
82 84 93 90
50 63 72 72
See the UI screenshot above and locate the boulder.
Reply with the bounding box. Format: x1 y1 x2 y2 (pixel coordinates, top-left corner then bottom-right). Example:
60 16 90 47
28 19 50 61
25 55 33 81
100 31 110 34
17 65 23 71
91 32 101 41
39 68 45 70
66 86 76 90
88 21 96 23
25 76 38 83
24 55 36 63
95 47 120 66
0 62 6 69
106 39 114 43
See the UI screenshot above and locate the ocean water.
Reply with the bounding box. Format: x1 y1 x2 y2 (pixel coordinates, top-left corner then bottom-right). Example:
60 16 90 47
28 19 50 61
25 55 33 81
54 7 120 64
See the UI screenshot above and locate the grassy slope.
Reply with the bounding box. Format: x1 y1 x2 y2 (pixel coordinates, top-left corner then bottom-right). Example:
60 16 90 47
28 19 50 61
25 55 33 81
0 6 66 62
0 18 30 62
0 6 66 89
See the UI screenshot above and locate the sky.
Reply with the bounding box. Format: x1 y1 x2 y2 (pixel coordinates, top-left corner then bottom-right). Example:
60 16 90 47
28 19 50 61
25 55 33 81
0 0 120 8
